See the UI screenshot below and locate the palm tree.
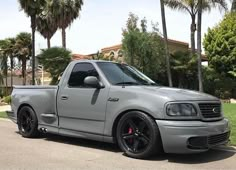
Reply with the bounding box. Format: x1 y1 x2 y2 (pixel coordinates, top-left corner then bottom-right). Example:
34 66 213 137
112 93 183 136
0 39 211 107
171 51 197 88
0 38 17 88
36 2 58 49
6 38 16 88
197 0 203 92
51 0 83 48
164 0 228 56
196 0 227 92
160 0 173 87
0 40 8 95
36 14 57 48
15 32 32 85
18 0 46 85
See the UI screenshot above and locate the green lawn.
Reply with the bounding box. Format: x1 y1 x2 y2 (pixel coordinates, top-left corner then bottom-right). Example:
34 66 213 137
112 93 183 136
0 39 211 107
0 112 7 118
223 103 236 145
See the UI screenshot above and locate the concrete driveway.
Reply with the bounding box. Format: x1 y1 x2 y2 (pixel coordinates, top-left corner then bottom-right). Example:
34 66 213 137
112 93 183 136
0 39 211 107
0 119 235 170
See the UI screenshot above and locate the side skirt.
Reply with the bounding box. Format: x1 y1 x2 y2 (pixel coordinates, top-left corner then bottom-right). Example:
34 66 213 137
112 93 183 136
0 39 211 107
38 124 115 143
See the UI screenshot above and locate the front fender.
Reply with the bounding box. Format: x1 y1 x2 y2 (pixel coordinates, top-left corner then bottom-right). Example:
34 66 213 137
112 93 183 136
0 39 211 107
103 86 167 136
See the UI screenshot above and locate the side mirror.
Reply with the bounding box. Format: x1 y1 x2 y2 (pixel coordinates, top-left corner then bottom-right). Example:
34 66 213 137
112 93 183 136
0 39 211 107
84 76 104 89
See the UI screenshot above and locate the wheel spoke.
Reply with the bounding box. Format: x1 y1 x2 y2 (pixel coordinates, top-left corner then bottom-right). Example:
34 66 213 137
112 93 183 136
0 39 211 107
24 124 30 132
122 133 134 140
127 119 137 130
139 136 149 145
138 121 146 132
133 139 140 152
20 113 33 133
140 134 150 143
21 120 26 125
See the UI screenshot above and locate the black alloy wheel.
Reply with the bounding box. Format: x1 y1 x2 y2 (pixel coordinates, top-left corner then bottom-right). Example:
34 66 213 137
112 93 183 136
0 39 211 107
18 106 39 138
116 111 162 159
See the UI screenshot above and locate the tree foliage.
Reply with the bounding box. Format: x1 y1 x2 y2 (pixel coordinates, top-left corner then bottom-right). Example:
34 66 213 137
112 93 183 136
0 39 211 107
203 12 236 77
50 0 84 48
164 0 228 56
122 13 165 83
36 10 57 48
38 47 72 85
18 0 46 85
0 40 9 94
15 32 32 85
171 51 198 89
202 66 236 99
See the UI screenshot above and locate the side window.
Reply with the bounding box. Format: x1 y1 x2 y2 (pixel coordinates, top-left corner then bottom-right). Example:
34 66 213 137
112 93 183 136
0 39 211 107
68 63 99 87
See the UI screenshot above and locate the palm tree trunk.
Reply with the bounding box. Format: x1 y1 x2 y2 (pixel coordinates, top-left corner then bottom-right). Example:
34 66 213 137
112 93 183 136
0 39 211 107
3 58 8 96
160 0 173 87
190 15 196 56
5 75 8 96
31 15 36 85
197 0 203 92
22 58 27 85
10 56 13 88
47 37 51 49
62 27 66 48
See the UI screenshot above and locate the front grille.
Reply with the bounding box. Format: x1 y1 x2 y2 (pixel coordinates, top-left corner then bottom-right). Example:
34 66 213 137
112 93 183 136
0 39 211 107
198 103 221 119
208 132 230 145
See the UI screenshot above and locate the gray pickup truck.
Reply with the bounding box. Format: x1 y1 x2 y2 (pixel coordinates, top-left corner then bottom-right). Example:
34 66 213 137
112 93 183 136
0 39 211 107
7 60 230 159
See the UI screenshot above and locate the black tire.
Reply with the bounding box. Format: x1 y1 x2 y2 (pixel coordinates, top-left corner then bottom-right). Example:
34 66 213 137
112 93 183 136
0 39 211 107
17 106 39 138
116 111 162 159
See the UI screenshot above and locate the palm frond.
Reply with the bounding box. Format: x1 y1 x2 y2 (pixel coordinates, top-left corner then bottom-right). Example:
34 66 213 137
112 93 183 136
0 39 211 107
164 0 193 14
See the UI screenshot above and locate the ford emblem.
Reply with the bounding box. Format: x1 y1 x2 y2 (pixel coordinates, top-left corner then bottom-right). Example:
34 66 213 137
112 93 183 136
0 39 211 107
212 107 220 113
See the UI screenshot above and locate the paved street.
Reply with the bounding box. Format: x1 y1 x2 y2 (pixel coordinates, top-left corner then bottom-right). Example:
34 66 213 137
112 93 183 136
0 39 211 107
0 119 235 170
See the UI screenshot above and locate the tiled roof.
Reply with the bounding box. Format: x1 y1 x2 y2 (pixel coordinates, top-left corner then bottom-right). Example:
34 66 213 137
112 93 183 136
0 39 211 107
73 38 208 61
100 38 189 52
166 38 189 46
72 54 92 60
101 44 122 52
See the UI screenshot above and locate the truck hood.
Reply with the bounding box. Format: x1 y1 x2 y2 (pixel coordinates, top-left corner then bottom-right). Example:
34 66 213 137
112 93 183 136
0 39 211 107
129 86 219 101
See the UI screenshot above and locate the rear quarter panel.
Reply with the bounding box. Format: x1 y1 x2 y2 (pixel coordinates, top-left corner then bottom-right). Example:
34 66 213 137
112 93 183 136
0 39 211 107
11 86 58 126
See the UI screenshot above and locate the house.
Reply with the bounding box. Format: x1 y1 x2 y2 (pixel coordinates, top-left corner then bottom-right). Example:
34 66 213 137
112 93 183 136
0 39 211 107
72 38 208 62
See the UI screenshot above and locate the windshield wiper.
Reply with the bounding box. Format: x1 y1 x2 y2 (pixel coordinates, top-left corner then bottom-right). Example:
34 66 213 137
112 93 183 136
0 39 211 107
115 82 140 85
141 82 158 86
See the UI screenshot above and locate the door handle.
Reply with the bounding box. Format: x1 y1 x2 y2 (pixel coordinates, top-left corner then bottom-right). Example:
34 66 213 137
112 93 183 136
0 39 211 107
61 95 69 100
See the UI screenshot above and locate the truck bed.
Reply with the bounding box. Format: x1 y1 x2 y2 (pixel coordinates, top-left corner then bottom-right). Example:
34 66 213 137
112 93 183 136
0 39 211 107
10 85 59 127
14 85 58 89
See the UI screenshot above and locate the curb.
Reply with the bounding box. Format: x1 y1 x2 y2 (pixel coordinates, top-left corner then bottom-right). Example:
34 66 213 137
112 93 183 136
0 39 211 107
0 118 10 121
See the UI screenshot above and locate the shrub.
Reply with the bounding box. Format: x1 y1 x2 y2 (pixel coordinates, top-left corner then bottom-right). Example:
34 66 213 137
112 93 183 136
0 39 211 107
3 96 11 104
203 66 236 99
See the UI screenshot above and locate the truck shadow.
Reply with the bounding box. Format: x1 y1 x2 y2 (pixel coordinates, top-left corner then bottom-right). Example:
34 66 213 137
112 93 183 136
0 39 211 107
42 133 121 152
149 148 235 164
41 133 235 164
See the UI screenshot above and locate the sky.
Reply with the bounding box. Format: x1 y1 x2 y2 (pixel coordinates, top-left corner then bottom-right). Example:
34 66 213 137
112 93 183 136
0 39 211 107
0 0 230 55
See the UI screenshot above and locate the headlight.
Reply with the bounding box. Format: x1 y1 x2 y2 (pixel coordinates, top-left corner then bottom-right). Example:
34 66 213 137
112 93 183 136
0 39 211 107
166 103 197 117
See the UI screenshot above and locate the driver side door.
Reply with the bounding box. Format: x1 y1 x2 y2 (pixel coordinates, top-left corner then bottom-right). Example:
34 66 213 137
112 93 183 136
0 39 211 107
57 62 109 135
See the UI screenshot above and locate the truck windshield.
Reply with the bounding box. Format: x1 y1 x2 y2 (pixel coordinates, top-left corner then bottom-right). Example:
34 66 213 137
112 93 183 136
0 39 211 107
96 62 157 86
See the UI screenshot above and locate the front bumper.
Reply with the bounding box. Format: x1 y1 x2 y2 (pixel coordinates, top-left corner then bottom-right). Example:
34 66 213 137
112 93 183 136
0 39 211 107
156 118 230 153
